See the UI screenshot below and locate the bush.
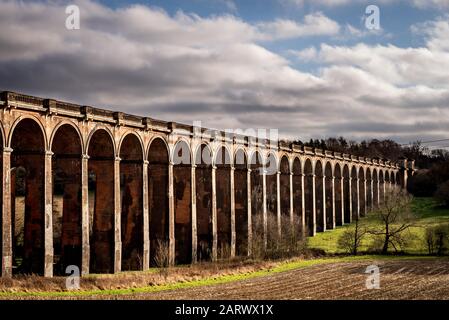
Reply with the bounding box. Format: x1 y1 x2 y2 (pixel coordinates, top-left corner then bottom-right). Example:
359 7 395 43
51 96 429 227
153 240 170 278
251 213 306 260
434 180 449 207
337 218 367 255
408 172 436 197
424 225 449 255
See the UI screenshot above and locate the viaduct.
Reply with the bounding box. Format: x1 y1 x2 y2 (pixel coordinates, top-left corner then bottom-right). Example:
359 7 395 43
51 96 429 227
0 91 414 277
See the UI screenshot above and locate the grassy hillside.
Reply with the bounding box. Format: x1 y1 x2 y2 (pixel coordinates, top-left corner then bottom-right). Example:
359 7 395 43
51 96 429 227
307 197 449 255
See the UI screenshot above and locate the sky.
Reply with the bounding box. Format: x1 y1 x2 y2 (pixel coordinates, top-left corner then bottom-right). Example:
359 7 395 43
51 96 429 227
0 0 449 145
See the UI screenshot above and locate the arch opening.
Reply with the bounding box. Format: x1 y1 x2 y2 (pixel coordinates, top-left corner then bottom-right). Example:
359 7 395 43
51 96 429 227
250 151 264 246
265 153 278 249
88 129 115 273
292 158 303 235
343 165 350 224
334 164 343 226
119 134 144 271
324 162 333 230
373 169 379 208
315 161 324 232
51 124 82 275
304 159 314 236
379 171 385 204
11 118 46 275
351 166 358 221
173 141 192 264
216 147 231 259
148 138 170 267
234 149 248 256
358 168 366 217
195 144 213 262
366 169 372 211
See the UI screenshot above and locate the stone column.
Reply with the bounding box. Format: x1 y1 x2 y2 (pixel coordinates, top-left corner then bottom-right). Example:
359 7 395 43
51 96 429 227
113 157 121 273
262 167 267 248
246 168 252 256
1 147 13 277
230 166 236 258
383 179 386 203
370 178 374 209
311 173 316 236
81 154 90 275
301 173 306 236
211 165 217 262
142 160 150 270
331 176 336 229
276 171 281 238
168 162 175 266
44 151 54 277
289 172 294 224
191 164 197 263
322 175 326 232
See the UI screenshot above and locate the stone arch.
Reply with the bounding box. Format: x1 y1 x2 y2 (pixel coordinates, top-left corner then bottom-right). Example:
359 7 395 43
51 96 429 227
49 121 84 155
195 143 213 261
10 118 47 275
324 161 333 230
215 146 232 259
86 126 116 159
148 137 170 267
292 157 303 234
315 160 324 232
234 148 248 256
342 164 350 224
303 158 314 236
250 151 264 243
88 128 115 273
119 133 144 271
334 163 343 226
172 140 192 264
118 132 144 161
51 123 83 275
358 167 366 217
8 115 48 150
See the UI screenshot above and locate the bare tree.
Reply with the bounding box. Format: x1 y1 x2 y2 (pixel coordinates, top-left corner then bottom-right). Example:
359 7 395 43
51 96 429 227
338 217 367 255
368 189 416 254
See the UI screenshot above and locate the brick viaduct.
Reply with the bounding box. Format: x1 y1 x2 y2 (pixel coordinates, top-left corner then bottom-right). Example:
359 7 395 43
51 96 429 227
0 91 413 277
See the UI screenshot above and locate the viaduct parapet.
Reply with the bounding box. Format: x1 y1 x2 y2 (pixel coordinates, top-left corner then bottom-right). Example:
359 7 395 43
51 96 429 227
0 91 413 277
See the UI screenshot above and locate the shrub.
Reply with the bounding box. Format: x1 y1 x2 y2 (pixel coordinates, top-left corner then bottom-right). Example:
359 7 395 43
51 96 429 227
337 218 367 255
434 180 449 207
424 225 449 255
153 240 170 278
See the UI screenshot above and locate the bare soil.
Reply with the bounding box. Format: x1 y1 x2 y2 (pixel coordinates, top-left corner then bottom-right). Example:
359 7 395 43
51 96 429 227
113 259 449 300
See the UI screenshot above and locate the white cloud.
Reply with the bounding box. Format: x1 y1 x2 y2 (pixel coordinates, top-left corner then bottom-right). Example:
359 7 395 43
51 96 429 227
0 0 448 143
257 12 340 40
